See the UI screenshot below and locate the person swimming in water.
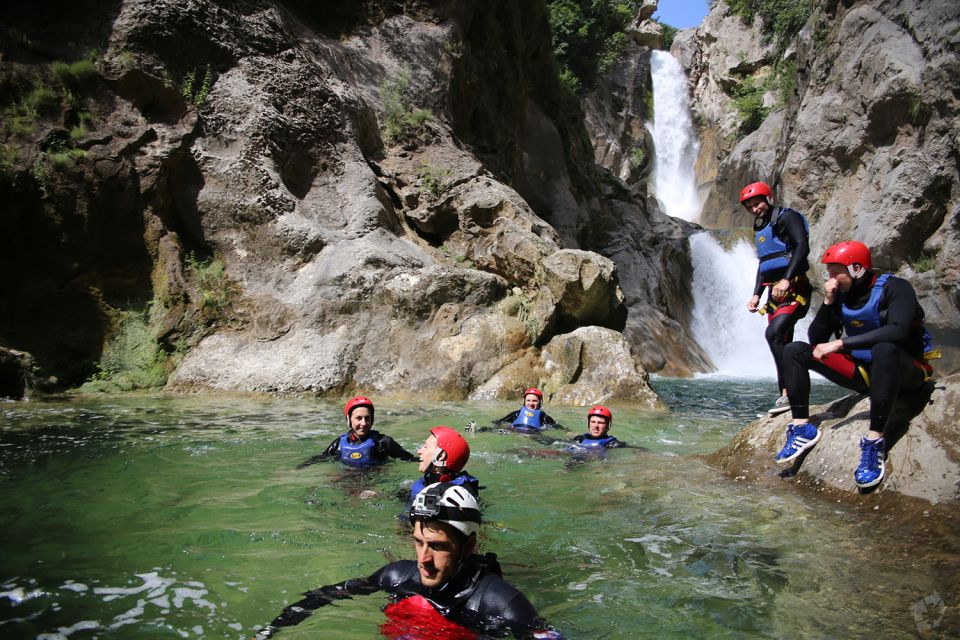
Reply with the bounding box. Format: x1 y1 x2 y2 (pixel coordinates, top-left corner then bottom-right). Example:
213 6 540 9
410 426 479 501
492 387 558 433
297 396 415 469
252 482 563 639
568 405 625 449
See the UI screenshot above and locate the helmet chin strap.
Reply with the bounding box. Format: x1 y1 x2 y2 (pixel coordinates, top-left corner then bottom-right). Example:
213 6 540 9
848 264 866 278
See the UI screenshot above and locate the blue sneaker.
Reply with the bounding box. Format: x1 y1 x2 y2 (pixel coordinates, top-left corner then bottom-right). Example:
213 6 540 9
775 423 821 463
855 437 886 488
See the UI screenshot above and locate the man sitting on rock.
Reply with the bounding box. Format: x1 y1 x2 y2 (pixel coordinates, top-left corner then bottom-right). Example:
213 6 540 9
774 241 935 488
252 482 562 639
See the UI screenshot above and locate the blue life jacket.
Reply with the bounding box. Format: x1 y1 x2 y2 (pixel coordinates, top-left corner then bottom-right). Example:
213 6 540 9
339 432 381 468
410 471 479 501
511 407 545 433
841 274 934 362
755 208 808 275
571 434 617 449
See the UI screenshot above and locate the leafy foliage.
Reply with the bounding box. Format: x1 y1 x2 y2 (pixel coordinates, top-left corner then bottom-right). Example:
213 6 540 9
82 308 168 392
732 75 768 134
186 253 234 315
547 0 646 93
181 65 214 106
656 20 679 49
719 0 812 52
380 68 433 146
418 162 453 199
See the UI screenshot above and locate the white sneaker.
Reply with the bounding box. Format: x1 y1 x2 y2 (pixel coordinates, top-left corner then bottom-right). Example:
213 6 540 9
768 395 791 416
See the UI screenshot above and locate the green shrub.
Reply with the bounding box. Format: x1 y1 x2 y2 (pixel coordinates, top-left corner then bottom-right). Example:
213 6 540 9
628 145 646 169
181 65 213 106
0 145 17 176
186 253 234 314
51 58 98 90
30 157 51 197
82 308 168 392
22 81 60 115
657 20 678 50
380 68 433 146
911 253 936 273
48 148 86 169
732 75 768 133
721 0 812 54
418 162 453 199
547 0 646 92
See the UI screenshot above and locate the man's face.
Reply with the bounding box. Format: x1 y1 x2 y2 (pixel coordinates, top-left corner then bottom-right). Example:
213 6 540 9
349 407 373 438
412 520 473 588
417 434 439 473
588 415 609 437
742 195 770 218
524 394 541 410
824 263 855 293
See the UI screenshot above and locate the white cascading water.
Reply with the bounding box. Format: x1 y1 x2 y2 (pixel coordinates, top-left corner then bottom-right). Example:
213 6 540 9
647 50 776 378
647 51 700 222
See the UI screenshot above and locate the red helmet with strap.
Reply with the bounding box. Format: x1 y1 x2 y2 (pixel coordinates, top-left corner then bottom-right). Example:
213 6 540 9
739 181 773 205
344 396 375 418
429 426 470 473
587 405 612 425
523 387 543 401
821 240 872 271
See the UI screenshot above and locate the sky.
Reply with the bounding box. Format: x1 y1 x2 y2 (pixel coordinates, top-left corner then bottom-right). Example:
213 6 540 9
652 0 711 30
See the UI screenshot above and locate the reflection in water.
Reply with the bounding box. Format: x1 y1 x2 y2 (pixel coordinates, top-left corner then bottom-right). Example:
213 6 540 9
0 383 955 638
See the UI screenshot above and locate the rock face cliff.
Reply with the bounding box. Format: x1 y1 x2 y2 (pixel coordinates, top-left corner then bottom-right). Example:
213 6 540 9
674 0 960 374
0 0 706 402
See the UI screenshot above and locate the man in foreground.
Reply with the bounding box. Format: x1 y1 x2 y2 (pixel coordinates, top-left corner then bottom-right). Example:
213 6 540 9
253 483 562 639
774 241 934 488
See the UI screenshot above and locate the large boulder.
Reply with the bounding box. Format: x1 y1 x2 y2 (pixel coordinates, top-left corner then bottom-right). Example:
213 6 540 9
469 326 661 408
708 373 960 505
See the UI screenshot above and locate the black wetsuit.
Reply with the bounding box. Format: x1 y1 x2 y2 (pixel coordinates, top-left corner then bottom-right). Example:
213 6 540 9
782 273 929 434
753 207 811 391
296 430 415 468
254 554 560 639
493 410 558 429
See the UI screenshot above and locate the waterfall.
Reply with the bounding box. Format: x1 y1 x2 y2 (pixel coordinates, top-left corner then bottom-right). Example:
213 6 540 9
647 50 779 378
647 51 700 221
688 234 776 377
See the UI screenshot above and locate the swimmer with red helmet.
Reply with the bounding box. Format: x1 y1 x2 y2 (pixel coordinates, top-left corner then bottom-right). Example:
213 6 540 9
492 387 559 433
411 426 480 500
569 405 626 449
297 396 415 469
253 482 563 640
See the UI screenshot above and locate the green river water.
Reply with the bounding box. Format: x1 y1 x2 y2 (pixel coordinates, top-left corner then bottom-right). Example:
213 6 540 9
0 378 954 639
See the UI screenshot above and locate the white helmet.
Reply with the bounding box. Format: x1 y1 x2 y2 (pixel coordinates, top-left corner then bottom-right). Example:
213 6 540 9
410 482 481 538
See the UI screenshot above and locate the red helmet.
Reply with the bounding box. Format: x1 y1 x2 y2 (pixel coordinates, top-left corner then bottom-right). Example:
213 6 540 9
429 426 470 473
821 241 872 271
587 405 612 424
523 387 543 401
739 182 773 205
344 396 375 418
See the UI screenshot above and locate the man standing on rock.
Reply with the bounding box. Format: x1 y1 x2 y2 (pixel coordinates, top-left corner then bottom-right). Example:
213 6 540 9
774 241 935 488
741 181 812 416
